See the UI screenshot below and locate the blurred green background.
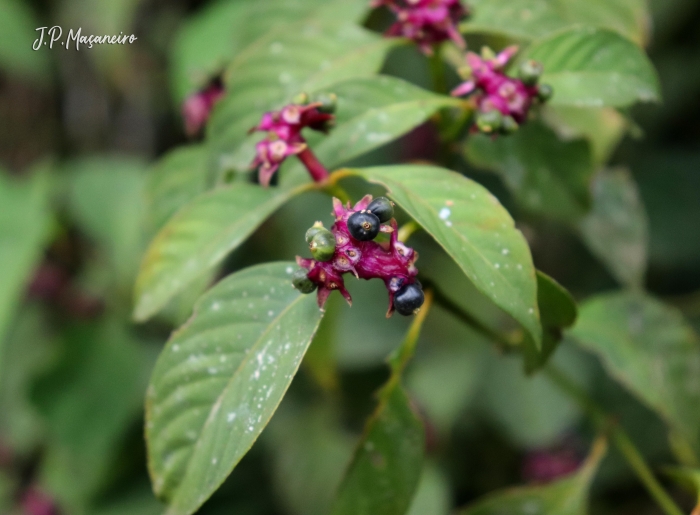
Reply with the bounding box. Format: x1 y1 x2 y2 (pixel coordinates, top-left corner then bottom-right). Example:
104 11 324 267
0 0 699 514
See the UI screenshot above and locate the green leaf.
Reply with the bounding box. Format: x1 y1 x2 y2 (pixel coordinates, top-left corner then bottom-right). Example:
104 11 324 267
224 76 461 185
133 182 310 322
0 171 51 349
68 158 148 288
170 0 368 101
34 319 155 512
207 18 394 175
465 122 594 222
524 27 660 108
147 145 209 232
458 437 607 514
146 262 324 515
524 271 578 372
330 296 429 515
541 105 628 165
406 464 451 515
664 466 700 511
578 168 648 288
463 0 650 45
347 165 543 350
0 0 49 80
570 292 700 458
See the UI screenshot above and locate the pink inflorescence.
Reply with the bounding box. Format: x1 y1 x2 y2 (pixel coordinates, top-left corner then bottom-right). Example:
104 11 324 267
296 195 419 316
372 0 469 55
182 79 225 137
250 99 334 186
451 46 550 133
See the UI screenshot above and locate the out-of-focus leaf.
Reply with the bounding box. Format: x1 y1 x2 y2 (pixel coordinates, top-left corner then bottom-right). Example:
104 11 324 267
132 182 311 322
664 466 700 513
208 18 394 175
465 122 594 222
0 307 53 454
170 0 368 101
0 0 49 80
93 486 163 515
406 464 451 515
347 165 543 351
147 145 209 232
407 306 489 432
481 345 591 448
0 171 51 350
458 437 607 514
541 106 628 165
34 319 155 513
524 271 578 372
266 405 354 515
0 471 14 514
146 263 324 515
224 76 461 185
578 168 648 288
68 158 147 289
570 292 700 458
463 0 650 45
524 27 660 108
330 295 430 515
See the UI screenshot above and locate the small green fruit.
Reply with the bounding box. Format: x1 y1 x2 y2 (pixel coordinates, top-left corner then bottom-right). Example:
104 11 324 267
305 222 325 244
537 84 553 102
310 229 336 262
367 196 394 223
315 93 337 114
500 115 519 135
476 110 503 134
292 268 316 294
518 59 544 86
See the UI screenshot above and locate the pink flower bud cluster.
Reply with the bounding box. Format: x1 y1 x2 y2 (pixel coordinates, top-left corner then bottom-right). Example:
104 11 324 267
297 195 419 316
182 79 225 137
451 46 541 125
250 102 334 186
372 0 468 55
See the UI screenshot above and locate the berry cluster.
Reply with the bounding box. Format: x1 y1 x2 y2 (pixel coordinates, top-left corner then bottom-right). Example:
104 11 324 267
451 46 552 135
250 94 336 186
372 0 469 55
292 195 424 317
182 78 225 137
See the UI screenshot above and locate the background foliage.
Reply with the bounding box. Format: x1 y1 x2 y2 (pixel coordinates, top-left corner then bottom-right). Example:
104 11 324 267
1 0 700 514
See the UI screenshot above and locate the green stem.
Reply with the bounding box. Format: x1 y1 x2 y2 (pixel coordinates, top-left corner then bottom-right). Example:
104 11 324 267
428 45 447 95
397 221 420 243
545 366 685 515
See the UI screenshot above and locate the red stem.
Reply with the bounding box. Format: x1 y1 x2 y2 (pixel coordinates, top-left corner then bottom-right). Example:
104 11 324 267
296 147 329 183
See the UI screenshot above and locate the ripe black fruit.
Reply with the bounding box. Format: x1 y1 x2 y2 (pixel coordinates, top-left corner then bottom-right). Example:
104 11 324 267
367 196 394 223
292 268 316 294
393 283 425 316
347 211 380 241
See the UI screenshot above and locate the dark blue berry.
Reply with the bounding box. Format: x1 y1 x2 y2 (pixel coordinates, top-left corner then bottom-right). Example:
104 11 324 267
393 283 424 316
292 268 316 294
347 211 380 241
367 197 394 223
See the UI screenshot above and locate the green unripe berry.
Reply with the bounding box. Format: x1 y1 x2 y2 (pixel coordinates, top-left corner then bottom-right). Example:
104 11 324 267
309 229 336 262
476 110 503 134
518 59 544 86
315 93 337 114
500 115 519 135
305 222 325 244
537 84 553 102
293 92 310 105
292 268 316 294
366 196 394 223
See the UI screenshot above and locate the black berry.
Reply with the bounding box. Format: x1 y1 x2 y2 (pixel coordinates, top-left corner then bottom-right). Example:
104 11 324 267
309 228 336 262
393 283 425 316
292 268 316 294
347 211 380 241
367 196 394 223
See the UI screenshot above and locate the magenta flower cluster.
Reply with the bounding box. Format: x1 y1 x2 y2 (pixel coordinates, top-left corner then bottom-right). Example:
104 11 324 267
182 80 225 137
297 195 419 316
250 101 334 187
372 0 468 55
451 46 548 132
